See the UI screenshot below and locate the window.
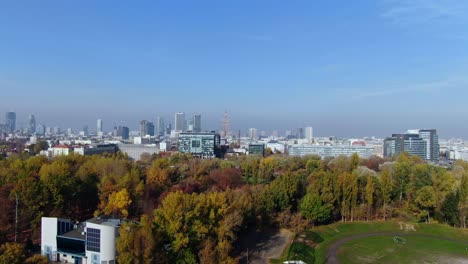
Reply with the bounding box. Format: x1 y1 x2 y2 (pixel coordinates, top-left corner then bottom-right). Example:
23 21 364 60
86 228 101 253
191 139 201 148
91 253 100 264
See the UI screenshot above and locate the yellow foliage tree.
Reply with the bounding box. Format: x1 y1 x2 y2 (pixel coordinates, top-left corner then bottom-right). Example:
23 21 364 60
104 188 132 218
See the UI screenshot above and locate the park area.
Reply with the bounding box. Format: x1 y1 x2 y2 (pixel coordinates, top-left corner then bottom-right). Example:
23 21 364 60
271 221 468 264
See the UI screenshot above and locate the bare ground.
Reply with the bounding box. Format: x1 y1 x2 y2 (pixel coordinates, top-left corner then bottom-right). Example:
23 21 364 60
235 228 294 264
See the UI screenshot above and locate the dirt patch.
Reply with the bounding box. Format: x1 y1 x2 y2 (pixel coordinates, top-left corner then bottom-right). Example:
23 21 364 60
235 228 294 264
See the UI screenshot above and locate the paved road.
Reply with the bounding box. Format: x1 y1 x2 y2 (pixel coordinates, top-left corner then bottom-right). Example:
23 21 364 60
326 232 468 264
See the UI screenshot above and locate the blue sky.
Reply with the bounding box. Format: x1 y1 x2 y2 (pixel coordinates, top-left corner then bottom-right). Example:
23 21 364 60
1 0 468 137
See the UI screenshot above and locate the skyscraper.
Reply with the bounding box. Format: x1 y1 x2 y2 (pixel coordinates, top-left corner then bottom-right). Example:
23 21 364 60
156 116 165 136
193 114 201 132
418 129 440 161
28 114 36 134
83 125 89 137
140 120 155 136
221 111 230 138
36 124 46 135
248 128 258 140
175 112 185 132
118 126 130 139
383 129 439 161
5 112 16 133
296 127 304 139
305 127 313 142
97 119 103 133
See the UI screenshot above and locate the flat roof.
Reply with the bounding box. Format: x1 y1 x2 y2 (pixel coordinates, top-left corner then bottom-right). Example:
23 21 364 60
59 226 85 241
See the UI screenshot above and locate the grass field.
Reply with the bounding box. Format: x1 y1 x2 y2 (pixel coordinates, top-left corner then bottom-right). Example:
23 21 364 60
337 235 468 264
272 221 468 264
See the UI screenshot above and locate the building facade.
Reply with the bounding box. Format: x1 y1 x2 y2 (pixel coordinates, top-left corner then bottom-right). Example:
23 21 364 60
383 129 438 161
305 127 313 142
97 119 103 134
5 112 16 132
178 132 221 158
41 217 120 264
193 114 201 132
28 114 36 134
288 144 375 158
175 112 185 132
139 120 155 137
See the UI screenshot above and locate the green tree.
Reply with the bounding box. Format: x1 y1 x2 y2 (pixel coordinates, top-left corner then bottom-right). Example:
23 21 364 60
299 193 331 224
415 186 436 223
458 173 468 228
365 175 375 221
380 168 393 220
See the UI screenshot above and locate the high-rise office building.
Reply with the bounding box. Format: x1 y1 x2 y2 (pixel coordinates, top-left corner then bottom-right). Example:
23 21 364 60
156 116 165 136
296 127 304 139
97 119 103 133
175 112 185 132
118 126 130 139
29 114 36 134
221 111 230 138
140 120 155 136
83 125 89 137
383 129 439 161
36 124 46 135
305 127 313 142
248 128 258 140
418 129 440 161
178 132 221 158
187 120 193 132
5 112 16 133
166 123 172 135
193 114 202 132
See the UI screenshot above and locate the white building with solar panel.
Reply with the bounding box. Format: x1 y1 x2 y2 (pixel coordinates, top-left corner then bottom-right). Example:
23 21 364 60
41 217 121 264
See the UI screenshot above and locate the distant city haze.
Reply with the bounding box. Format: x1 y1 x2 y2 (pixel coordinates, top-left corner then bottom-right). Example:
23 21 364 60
1 1 468 138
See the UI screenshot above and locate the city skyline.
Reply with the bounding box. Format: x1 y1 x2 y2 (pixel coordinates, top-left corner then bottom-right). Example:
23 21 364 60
0 110 465 139
2 1 468 137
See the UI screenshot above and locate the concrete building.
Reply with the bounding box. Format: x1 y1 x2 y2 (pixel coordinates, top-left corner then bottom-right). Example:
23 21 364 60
156 116 165 136
139 120 155 137
41 217 121 264
117 143 160 160
175 112 185 132
248 128 258 140
193 114 202 132
178 132 221 158
383 129 438 161
248 144 265 156
305 127 313 142
117 126 129 140
418 129 440 161
296 127 304 139
97 119 103 134
5 112 16 132
28 114 36 134
289 144 375 158
266 140 286 153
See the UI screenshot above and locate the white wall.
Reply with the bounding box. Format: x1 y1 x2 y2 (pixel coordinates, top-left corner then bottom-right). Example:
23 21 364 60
41 217 59 257
85 223 117 263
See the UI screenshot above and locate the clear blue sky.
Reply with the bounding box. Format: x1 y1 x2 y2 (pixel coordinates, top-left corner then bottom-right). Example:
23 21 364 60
1 0 468 137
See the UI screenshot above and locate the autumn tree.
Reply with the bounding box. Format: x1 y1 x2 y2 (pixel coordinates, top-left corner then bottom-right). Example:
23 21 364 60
102 188 132 218
299 193 331 225
415 186 436 223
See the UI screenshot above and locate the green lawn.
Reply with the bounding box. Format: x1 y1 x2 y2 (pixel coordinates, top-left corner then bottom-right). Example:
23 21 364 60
272 221 468 264
337 235 468 264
